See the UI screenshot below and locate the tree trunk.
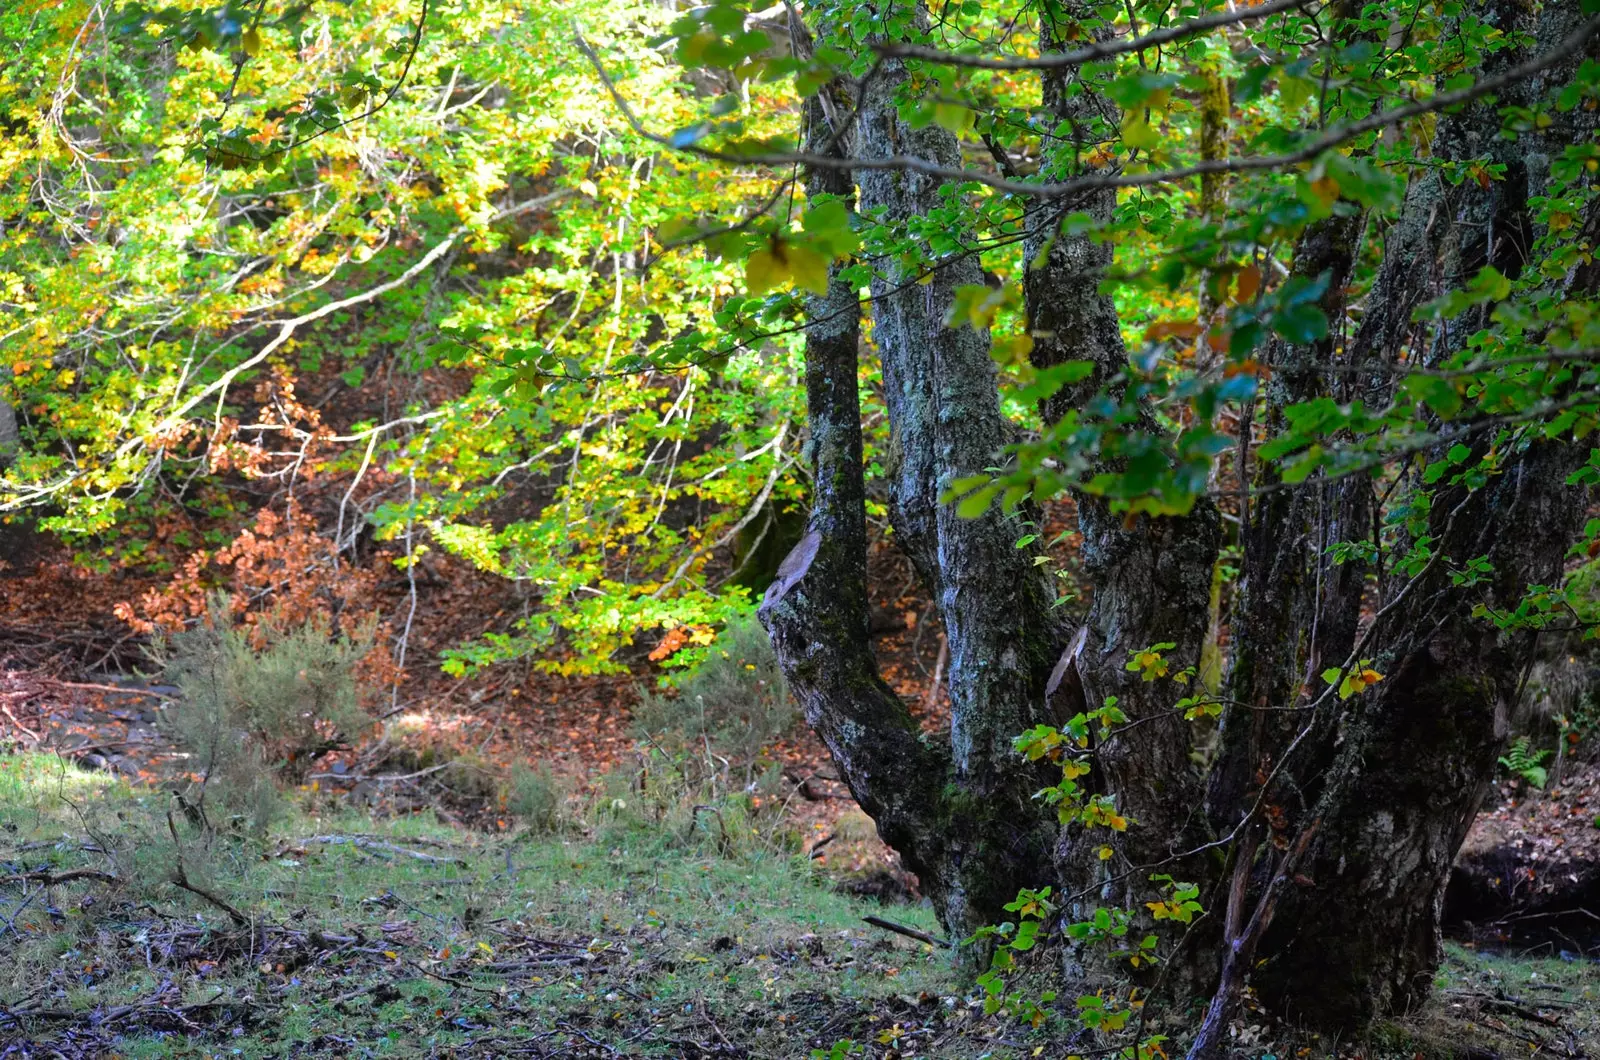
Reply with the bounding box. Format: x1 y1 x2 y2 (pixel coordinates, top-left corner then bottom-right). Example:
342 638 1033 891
0 401 16 469
1220 1 1598 1026
758 95 956 902
1023 2 1221 920
761 41 1062 943
760 0 1597 1035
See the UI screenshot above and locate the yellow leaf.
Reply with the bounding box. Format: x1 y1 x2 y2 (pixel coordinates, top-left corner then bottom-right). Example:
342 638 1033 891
579 179 598 198
1121 113 1160 151
745 249 787 295
1097 845 1113 861
786 245 829 295
679 30 716 65
383 950 398 959
932 102 972 135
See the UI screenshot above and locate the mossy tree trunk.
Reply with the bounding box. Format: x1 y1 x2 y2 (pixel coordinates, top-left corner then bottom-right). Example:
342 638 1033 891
761 0 1595 1035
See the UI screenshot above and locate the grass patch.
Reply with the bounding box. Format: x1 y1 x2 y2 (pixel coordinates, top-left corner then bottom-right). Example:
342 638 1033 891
0 752 1001 1057
4 751 1597 1059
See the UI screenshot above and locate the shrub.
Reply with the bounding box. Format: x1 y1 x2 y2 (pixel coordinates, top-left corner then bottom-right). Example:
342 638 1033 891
506 762 568 833
632 615 795 790
154 593 377 831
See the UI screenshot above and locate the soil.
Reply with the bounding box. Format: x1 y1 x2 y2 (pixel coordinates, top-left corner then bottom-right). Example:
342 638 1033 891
1447 757 1600 955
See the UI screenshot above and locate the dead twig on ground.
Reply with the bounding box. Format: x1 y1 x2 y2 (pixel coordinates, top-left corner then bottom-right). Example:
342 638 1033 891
300 834 464 864
2 868 120 886
166 807 250 927
862 915 949 948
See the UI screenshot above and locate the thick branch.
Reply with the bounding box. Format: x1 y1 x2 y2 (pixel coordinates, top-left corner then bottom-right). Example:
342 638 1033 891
879 0 1316 71
578 19 1600 200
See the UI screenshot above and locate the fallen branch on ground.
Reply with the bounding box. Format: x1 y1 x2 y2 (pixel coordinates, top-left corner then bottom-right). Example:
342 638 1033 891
2 868 120 886
862 915 949 948
301 835 464 864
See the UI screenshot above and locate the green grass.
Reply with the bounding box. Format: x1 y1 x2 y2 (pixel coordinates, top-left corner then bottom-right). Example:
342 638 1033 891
4 751 1597 1059
0 752 990 1058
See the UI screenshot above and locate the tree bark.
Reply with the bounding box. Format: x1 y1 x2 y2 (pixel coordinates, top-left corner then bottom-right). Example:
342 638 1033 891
1235 1 1599 1025
1024 0 1220 923
760 0 1596 1035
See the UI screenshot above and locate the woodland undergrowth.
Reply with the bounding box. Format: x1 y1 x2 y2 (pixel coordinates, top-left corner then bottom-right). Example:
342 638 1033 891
1 745 1595 1059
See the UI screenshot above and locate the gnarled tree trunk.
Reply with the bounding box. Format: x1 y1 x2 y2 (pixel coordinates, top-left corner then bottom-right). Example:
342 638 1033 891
759 0 1596 1035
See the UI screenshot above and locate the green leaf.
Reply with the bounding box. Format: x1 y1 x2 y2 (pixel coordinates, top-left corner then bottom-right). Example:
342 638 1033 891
1402 374 1464 419
956 484 1000 519
1272 303 1329 345
1279 74 1313 111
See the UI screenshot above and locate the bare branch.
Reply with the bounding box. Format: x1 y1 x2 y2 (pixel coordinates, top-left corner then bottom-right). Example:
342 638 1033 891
0 191 571 511
578 17 1600 200
879 0 1319 72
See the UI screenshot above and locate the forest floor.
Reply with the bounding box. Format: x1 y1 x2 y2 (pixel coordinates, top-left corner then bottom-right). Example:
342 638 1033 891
1 740 1597 1059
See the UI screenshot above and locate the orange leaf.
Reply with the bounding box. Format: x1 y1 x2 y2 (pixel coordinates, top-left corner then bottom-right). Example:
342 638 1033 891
1144 320 1203 343
1233 264 1262 304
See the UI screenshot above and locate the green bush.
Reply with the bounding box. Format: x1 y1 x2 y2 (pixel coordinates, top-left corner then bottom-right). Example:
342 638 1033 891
506 762 570 833
153 594 377 831
632 615 795 790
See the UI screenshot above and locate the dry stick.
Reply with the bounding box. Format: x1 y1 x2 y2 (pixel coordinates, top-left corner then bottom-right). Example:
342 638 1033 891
0 702 39 743
406 958 504 996
39 679 173 698
300 835 462 864
165 808 250 928
862 914 951 948
0 888 40 941
699 997 735 1051
302 762 452 783
806 832 836 859
1183 821 1320 1060
2 868 120 886
923 633 948 714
